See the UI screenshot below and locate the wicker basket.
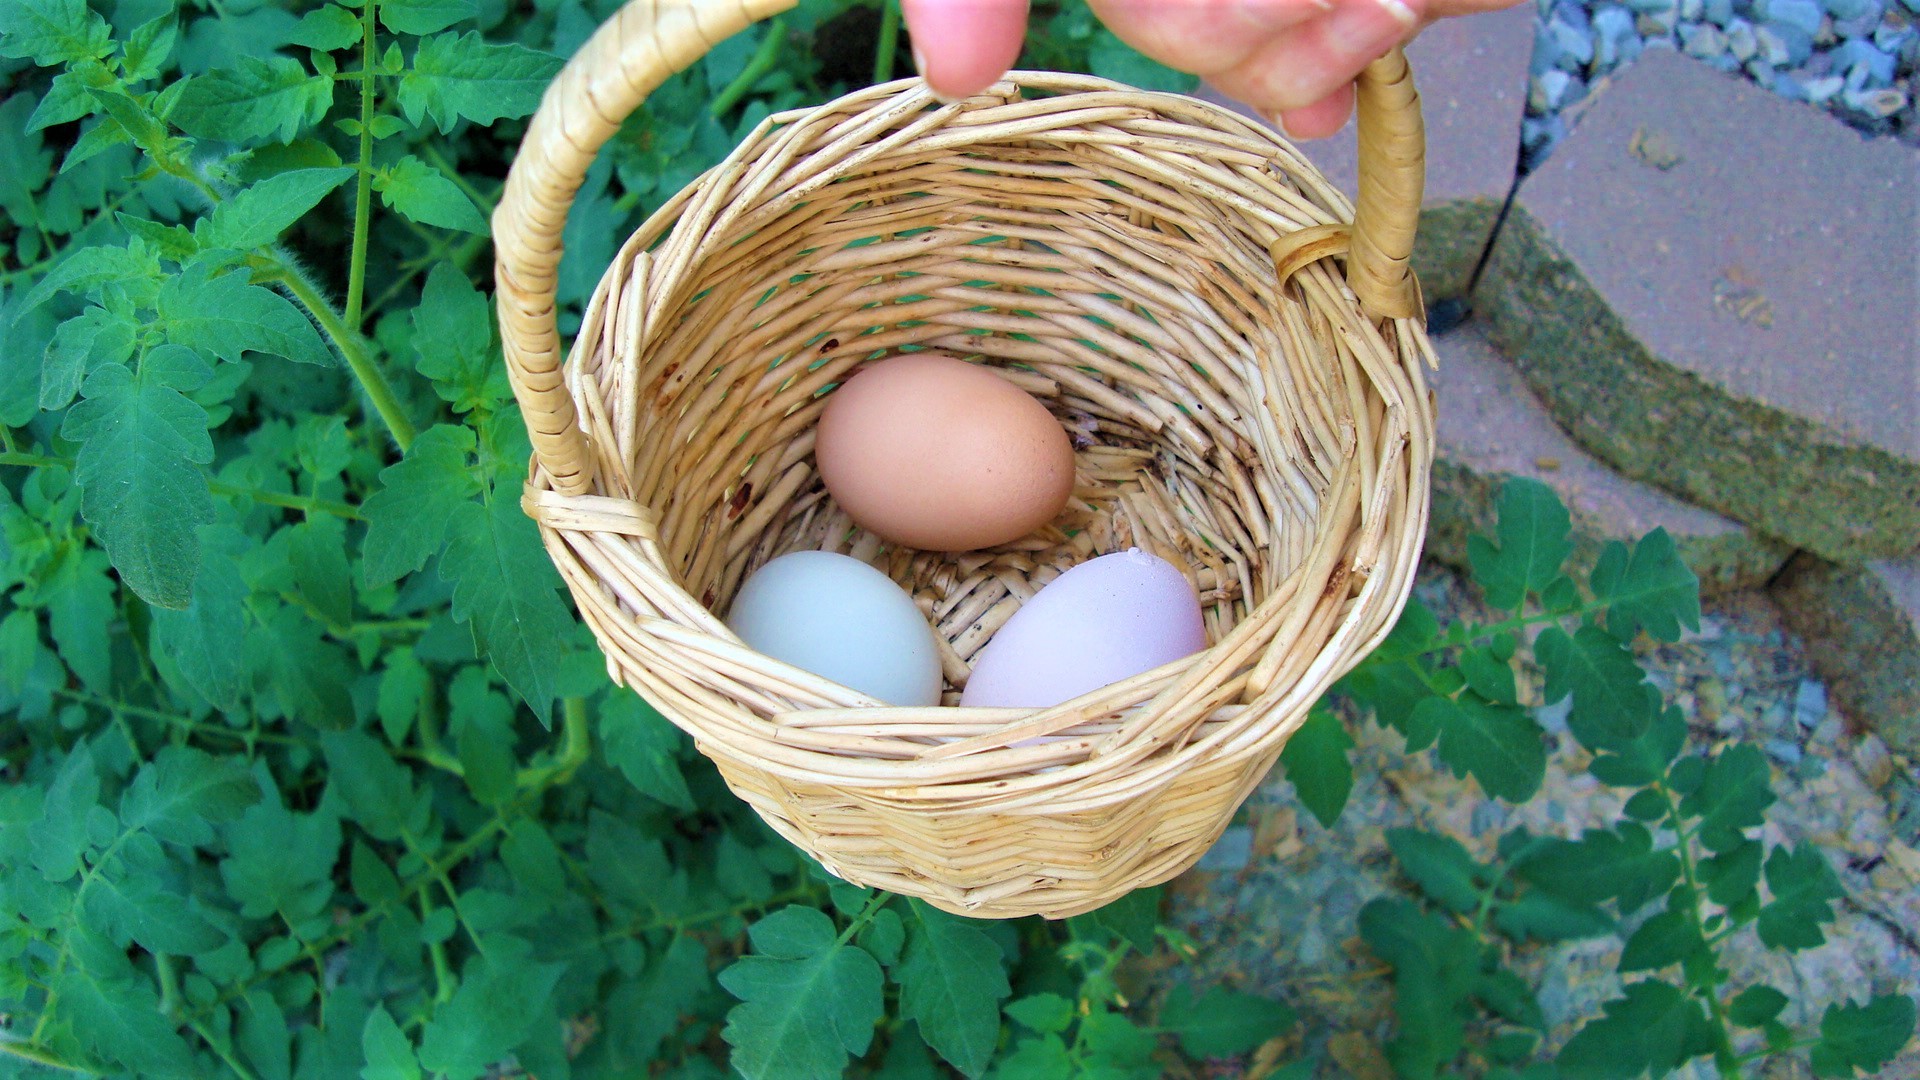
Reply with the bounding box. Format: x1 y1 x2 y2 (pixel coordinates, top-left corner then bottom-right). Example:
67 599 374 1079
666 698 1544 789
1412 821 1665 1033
494 0 1437 919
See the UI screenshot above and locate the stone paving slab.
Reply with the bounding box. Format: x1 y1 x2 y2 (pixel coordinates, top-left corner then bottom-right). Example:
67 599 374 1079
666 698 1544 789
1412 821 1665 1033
1426 323 1791 593
1473 47 1920 563
1771 552 1920 757
1198 2 1534 298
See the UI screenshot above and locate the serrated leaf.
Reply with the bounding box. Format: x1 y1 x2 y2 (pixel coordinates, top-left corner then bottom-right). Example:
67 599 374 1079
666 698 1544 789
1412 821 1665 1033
321 729 417 842
199 166 353 250
413 261 509 411
362 1005 422 1080
159 261 332 366
418 936 565 1080
719 906 886 1080
1494 893 1615 943
237 989 291 1080
1536 625 1659 752
56 969 197 1076
440 494 574 720
1336 657 1438 747
1728 986 1789 1027
1701 839 1763 907
220 791 340 921
398 32 563 133
1080 885 1161 952
1419 693 1546 803
1812 995 1916 1078
360 423 478 587
290 4 361 51
1386 828 1485 914
1158 985 1296 1058
288 515 354 628
21 243 161 315
1679 744 1774 852
40 303 138 411
121 16 177 81
61 351 214 609
1590 530 1700 642
46 547 115 690
119 745 259 846
1458 644 1518 705
375 155 488 234
1005 993 1073 1035
261 602 356 727
0 0 113 65
1513 823 1679 916
1475 969 1546 1032
1558 980 1716 1079
857 906 904 966
30 741 99 882
601 692 695 811
1618 907 1704 972
170 56 333 143
1756 844 1845 952
1589 704 1689 788
381 0 475 35
1466 478 1573 610
150 533 251 712
896 899 1011 1078
1358 898 1480 1078
82 860 226 955
992 1035 1073 1079
1279 706 1353 828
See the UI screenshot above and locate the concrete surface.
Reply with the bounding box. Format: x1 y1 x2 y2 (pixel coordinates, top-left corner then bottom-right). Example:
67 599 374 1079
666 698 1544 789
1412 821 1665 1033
1772 552 1920 757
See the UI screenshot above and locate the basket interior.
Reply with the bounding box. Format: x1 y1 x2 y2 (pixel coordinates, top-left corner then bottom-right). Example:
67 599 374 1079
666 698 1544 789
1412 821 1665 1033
560 76 1423 717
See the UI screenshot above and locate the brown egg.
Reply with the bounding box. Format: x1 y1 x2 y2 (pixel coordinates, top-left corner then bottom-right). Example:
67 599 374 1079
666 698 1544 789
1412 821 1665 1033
815 352 1075 552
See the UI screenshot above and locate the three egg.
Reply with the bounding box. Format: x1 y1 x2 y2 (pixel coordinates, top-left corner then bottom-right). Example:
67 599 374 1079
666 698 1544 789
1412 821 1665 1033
726 351 1207 708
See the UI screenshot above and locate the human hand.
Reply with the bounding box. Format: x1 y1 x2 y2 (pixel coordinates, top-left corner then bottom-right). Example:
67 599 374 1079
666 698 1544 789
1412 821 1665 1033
901 0 1520 139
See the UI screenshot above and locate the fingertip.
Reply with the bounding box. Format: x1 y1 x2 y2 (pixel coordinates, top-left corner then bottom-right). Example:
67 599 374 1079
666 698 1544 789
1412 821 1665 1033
902 0 1030 99
1273 86 1356 140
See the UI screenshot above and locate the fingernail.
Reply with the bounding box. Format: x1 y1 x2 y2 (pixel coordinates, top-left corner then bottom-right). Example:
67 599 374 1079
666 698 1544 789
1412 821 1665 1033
912 44 959 103
1265 111 1296 140
1328 0 1417 55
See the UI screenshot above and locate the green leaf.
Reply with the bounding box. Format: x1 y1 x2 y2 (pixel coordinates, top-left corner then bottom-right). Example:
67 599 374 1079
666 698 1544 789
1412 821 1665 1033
1080 885 1162 952
289 4 361 51
322 729 418 842
1812 995 1916 1078
1158 985 1296 1059
261 602 357 728
397 32 563 134
1086 27 1198 93
1080 1008 1157 1070
362 1005 423 1080
1700 839 1763 907
719 906 886 1080
991 1035 1073 1080
40 303 138 411
1513 823 1679 917
159 261 333 366
375 155 488 234
1418 693 1546 802
1536 625 1659 752
1678 744 1774 853
122 16 177 82
1727 986 1790 1027
119 745 259 846
149 534 251 712
61 350 215 609
237 989 291 1080
1558 980 1717 1079
418 936 566 1080
0 0 113 65
1358 898 1480 1079
896 899 1012 1078
360 423 478 587
46 548 115 691
1492 893 1614 943
83 858 226 956
1474 969 1546 1032
857 905 905 966
381 0 475 36
440 494 575 720
1465 478 1573 610
601 692 695 811
1458 643 1518 705
30 741 99 882
1618 907 1705 972
1280 706 1353 828
170 56 334 143
288 515 354 629
1756 844 1845 952
1386 828 1485 914
220 792 340 921
412 261 509 411
21 242 161 315
1590 530 1700 643
1588 703 1688 788
56 969 197 1076
1005 993 1073 1035
198 166 353 250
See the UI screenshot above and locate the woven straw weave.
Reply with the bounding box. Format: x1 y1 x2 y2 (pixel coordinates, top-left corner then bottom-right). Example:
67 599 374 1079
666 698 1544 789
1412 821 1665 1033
495 0 1437 919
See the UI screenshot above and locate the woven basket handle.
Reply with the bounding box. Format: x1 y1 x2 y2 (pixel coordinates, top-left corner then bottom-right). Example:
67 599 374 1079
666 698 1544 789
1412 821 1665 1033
494 1 1424 495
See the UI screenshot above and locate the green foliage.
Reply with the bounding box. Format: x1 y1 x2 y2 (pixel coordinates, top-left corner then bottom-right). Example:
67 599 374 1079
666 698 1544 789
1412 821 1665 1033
1 4 1909 1080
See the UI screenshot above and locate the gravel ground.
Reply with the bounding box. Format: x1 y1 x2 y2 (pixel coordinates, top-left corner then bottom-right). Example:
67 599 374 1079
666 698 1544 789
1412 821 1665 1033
1158 561 1920 1077
1523 0 1918 166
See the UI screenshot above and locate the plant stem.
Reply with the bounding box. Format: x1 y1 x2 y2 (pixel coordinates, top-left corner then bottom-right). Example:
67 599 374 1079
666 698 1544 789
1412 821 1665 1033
419 143 498 215
207 481 362 520
516 696 592 789
265 262 416 451
1656 782 1743 1075
710 18 786 118
836 890 894 947
55 689 312 749
0 451 70 469
0 1039 86 1073
873 0 902 84
346 0 378 333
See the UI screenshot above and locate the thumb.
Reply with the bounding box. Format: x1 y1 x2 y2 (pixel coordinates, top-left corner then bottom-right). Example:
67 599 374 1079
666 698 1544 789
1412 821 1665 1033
901 0 1030 99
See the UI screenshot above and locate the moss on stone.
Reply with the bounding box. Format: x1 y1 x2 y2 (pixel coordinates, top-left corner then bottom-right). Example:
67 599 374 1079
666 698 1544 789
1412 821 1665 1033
1471 206 1920 563
1412 199 1498 302
1771 554 1920 757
